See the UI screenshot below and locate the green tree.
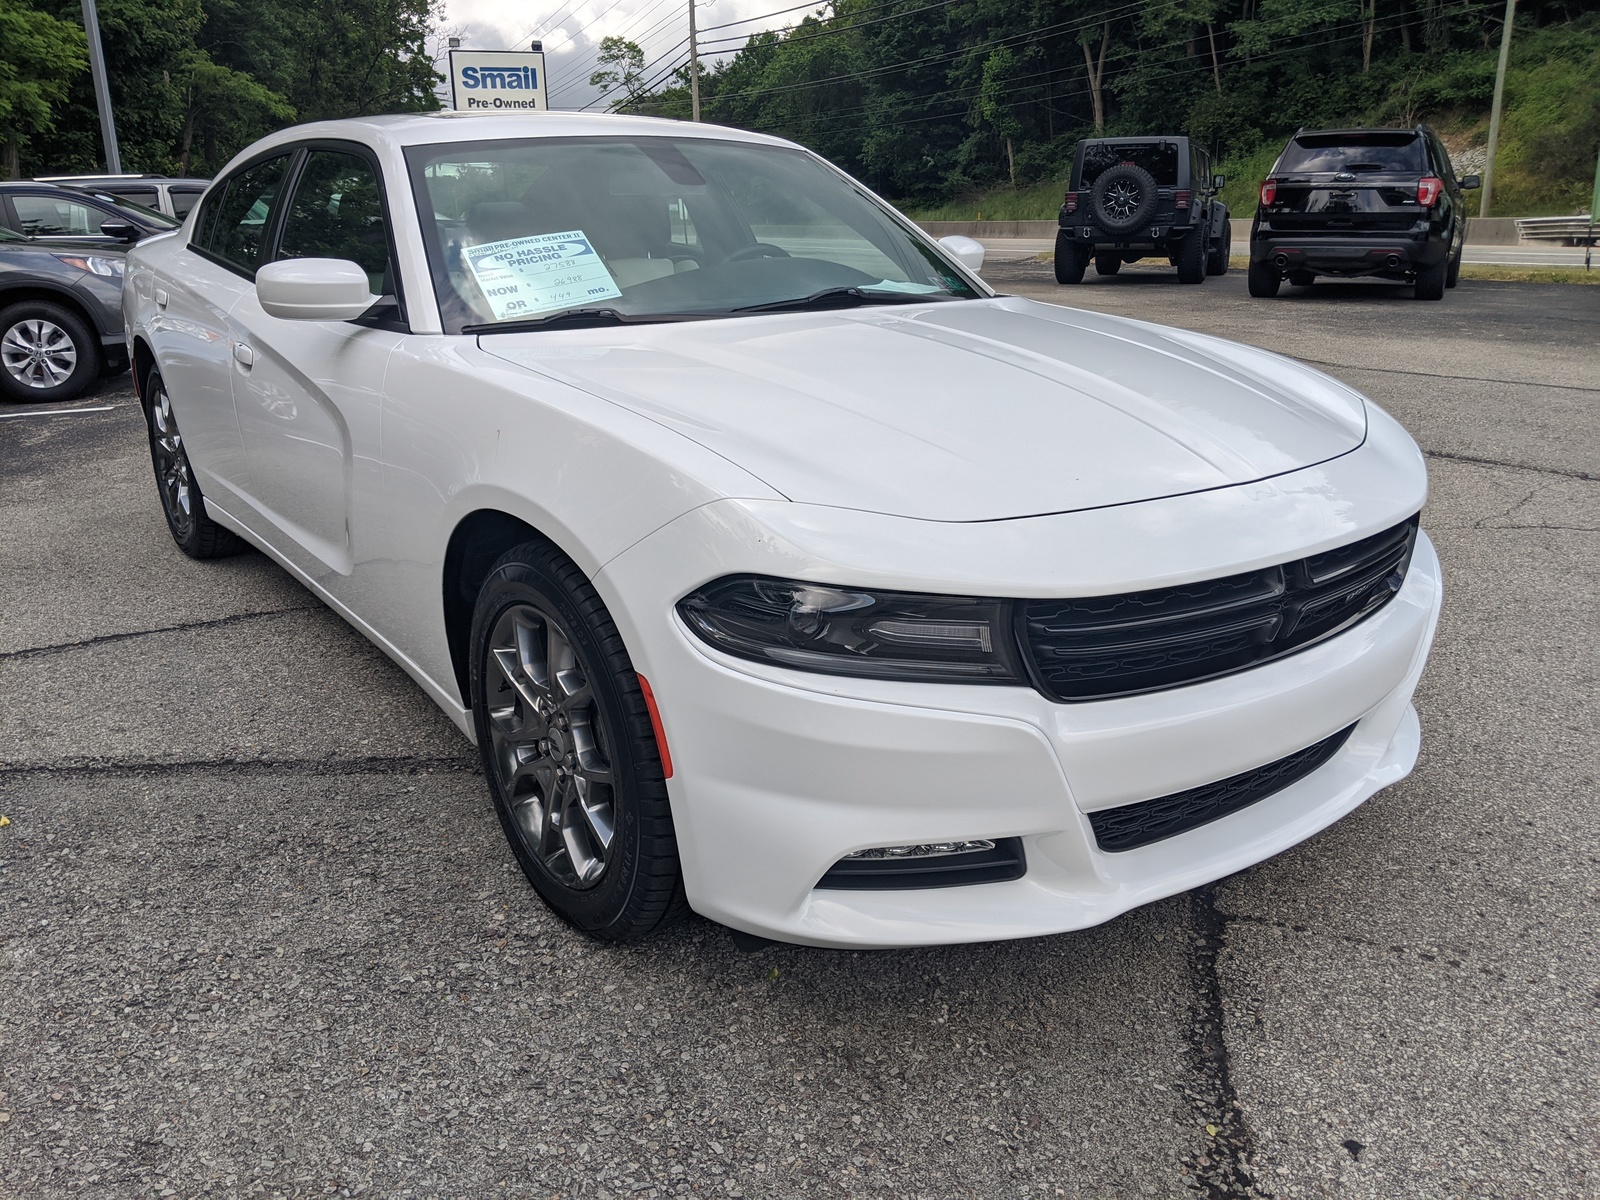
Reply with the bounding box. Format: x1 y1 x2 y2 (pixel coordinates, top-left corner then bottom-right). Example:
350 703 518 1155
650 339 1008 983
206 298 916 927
0 0 87 177
589 36 645 109
977 47 1020 186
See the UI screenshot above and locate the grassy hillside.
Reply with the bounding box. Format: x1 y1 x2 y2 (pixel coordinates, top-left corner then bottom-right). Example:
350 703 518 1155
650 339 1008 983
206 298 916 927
906 17 1599 222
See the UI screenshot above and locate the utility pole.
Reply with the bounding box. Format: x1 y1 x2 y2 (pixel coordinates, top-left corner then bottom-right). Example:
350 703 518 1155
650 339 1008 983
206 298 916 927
1480 0 1516 218
688 0 701 122
80 0 121 173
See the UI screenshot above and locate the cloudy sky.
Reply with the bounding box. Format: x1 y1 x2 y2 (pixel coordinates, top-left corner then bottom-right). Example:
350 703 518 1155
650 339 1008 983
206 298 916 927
439 0 820 111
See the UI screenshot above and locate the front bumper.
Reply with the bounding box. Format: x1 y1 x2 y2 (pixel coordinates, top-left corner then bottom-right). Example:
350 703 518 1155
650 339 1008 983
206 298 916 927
597 419 1440 948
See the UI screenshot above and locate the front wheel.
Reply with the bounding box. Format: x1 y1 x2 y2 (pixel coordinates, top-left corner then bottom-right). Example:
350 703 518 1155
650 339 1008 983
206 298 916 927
1247 258 1281 298
1206 222 1232 276
1445 247 1462 289
1053 231 1088 284
0 300 99 403
470 540 685 941
1175 231 1207 284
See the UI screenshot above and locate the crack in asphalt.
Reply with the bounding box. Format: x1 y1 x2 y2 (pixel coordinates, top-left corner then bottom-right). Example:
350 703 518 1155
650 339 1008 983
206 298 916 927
0 753 478 779
1421 449 1597 482
1298 358 1600 395
1184 885 1269 1199
0 606 322 662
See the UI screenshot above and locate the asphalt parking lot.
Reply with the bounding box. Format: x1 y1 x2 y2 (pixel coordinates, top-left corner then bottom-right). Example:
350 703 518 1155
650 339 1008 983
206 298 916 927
2 268 1596 1200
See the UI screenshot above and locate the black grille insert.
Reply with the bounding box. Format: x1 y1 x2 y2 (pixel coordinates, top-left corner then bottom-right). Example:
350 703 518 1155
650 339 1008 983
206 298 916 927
816 839 1026 890
1088 723 1357 853
1022 516 1418 702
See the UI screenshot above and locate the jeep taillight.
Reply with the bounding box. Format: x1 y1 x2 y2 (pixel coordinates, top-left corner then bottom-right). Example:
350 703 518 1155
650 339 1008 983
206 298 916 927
1259 179 1277 206
1416 176 1443 207
1174 189 1192 209
1063 191 1078 214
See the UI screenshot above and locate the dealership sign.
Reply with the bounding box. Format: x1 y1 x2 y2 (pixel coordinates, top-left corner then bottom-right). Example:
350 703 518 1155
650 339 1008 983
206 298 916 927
449 49 548 112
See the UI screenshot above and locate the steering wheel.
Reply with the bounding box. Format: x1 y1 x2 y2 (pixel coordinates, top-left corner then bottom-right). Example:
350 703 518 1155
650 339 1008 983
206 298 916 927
722 242 791 264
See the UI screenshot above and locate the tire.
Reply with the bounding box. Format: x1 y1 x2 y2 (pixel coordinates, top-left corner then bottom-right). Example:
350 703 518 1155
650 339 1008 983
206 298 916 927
0 300 100 403
1175 230 1207 284
1414 257 1446 301
1206 221 1232 276
1247 258 1281 298
470 539 686 942
1445 247 1462 289
143 366 247 559
1089 163 1160 235
1094 254 1122 277
1288 270 1315 287
1053 231 1088 284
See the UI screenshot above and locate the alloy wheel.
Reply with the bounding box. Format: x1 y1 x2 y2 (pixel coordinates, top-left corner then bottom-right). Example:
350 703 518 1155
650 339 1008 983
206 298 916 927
149 384 195 537
1 318 77 389
485 602 617 889
1103 180 1143 222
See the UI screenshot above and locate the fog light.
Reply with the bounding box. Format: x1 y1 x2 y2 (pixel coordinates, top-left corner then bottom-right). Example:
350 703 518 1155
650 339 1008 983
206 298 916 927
844 840 996 860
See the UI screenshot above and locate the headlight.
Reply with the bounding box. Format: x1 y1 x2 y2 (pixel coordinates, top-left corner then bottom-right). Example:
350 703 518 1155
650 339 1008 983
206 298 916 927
677 576 1024 684
52 254 124 277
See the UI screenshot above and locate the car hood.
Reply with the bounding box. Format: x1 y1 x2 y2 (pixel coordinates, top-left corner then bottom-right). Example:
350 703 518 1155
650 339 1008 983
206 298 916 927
479 296 1367 522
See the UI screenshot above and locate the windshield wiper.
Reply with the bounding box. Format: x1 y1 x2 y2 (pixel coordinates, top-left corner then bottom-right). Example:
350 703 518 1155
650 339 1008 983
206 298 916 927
464 308 711 334
733 287 956 314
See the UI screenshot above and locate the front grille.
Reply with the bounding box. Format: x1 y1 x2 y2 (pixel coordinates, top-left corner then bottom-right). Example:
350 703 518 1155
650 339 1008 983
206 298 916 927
1088 724 1356 853
815 839 1025 890
1021 516 1418 702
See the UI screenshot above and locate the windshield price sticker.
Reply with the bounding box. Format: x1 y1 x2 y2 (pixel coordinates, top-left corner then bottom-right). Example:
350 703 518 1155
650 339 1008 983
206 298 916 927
464 230 622 322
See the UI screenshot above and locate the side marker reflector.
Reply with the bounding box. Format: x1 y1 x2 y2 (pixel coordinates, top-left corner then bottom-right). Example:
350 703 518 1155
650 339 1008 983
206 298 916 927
636 673 673 779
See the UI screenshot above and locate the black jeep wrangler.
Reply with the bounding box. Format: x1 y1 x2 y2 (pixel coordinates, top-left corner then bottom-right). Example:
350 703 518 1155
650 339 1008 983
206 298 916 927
1248 125 1479 301
1054 137 1230 285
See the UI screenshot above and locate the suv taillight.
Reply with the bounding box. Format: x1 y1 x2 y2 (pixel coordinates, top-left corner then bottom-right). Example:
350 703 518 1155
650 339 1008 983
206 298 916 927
1174 189 1192 209
1063 191 1078 214
1259 179 1277 206
1416 176 1443 207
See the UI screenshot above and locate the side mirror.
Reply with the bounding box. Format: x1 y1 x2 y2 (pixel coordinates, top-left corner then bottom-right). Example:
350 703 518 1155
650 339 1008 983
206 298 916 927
1212 174 1227 190
938 234 985 274
256 258 378 321
1459 174 1481 190
99 221 140 243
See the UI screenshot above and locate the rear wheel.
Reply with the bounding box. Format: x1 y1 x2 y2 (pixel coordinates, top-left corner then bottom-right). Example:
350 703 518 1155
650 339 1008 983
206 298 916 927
1414 257 1446 301
470 539 686 942
143 367 247 559
1175 230 1207 284
0 300 99 404
1053 231 1088 284
1247 258 1281 298
1094 254 1121 277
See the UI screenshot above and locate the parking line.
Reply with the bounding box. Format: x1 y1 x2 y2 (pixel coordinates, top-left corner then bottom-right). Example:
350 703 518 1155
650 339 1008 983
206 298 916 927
0 405 119 419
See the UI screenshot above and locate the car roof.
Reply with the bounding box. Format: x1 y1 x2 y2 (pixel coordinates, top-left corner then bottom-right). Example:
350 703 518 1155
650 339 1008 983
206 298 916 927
1079 136 1191 144
228 111 798 162
1292 127 1423 140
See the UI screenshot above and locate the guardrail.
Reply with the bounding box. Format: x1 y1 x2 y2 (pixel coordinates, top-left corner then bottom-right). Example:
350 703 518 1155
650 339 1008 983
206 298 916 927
1514 216 1598 245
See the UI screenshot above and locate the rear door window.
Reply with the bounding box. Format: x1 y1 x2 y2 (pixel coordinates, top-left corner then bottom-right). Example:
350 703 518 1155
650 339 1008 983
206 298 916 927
1079 143 1179 187
170 188 205 218
1278 134 1424 174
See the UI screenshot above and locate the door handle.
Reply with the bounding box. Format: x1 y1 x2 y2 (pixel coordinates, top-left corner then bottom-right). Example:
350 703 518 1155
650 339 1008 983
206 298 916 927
233 342 254 371
154 287 169 309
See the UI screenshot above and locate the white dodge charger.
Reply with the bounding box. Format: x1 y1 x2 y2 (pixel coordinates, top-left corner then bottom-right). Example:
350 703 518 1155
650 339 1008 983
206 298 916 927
123 113 1441 948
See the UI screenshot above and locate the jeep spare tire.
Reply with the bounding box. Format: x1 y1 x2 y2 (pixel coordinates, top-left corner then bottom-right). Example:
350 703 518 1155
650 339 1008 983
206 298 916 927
1090 163 1159 235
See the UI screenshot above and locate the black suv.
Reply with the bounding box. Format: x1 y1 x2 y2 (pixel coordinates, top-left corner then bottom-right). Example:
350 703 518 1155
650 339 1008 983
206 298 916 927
1248 126 1479 301
1054 137 1230 285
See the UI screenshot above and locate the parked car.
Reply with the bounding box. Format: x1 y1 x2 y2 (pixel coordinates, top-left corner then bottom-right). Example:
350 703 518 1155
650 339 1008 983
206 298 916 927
0 181 180 246
124 114 1441 948
0 225 129 402
1054 136 1230 284
38 173 212 220
1248 125 1479 300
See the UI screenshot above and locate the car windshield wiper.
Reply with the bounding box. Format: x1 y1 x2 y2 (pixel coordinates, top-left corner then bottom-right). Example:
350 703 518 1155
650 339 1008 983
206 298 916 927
733 287 958 314
464 308 712 334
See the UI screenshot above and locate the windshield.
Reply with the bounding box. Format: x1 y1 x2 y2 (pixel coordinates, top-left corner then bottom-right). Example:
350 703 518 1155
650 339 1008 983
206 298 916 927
405 136 980 333
1277 134 1424 174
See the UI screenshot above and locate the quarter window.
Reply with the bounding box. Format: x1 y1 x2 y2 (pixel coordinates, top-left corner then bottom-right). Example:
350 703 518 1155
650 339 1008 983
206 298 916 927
277 150 394 295
206 154 292 275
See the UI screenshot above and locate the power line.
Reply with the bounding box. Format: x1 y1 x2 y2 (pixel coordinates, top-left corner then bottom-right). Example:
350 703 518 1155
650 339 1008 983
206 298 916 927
547 0 686 99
